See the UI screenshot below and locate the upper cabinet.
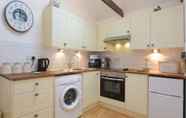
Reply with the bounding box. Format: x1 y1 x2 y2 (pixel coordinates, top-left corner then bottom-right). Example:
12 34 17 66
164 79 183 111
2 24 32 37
43 6 97 51
130 9 150 49
150 5 184 48
96 17 131 51
130 5 184 49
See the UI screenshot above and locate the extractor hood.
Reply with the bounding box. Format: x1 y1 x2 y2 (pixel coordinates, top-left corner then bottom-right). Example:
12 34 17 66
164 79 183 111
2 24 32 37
104 33 131 44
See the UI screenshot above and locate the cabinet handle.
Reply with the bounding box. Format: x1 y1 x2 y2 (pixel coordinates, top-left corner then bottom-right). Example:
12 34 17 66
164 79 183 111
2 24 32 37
34 114 39 118
64 43 67 47
35 82 39 86
147 44 150 47
35 93 39 97
82 46 86 49
151 43 154 47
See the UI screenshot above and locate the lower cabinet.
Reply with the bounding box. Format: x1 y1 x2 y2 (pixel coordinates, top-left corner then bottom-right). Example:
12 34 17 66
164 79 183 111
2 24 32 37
125 73 148 116
82 71 100 109
19 109 53 118
0 77 54 118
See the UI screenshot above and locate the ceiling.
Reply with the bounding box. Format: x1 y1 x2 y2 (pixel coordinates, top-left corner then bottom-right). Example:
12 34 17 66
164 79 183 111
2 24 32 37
62 0 181 22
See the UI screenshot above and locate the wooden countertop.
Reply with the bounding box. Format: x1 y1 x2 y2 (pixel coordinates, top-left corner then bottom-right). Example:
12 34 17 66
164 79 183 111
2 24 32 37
100 69 186 80
0 68 185 81
0 69 97 81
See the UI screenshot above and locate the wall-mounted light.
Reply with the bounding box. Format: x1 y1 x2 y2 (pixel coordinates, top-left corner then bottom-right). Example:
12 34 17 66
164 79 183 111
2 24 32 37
152 49 160 53
124 42 130 48
115 43 122 49
75 51 81 58
148 49 164 62
57 49 64 53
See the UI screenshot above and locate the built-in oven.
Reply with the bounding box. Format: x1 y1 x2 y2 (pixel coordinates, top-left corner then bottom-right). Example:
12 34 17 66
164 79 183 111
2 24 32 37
100 72 126 102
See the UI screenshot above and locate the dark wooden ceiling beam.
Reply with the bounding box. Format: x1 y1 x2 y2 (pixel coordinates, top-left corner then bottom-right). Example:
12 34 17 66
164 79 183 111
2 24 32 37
102 0 124 17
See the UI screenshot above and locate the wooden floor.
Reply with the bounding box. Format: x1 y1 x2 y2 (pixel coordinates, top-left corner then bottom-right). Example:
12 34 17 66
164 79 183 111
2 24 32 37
82 106 132 118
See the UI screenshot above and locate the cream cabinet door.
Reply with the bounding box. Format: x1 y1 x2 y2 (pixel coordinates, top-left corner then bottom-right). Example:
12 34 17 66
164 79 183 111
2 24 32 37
97 21 113 51
151 5 184 48
18 109 52 118
83 23 97 51
82 71 100 109
43 7 68 48
125 73 148 115
130 9 151 49
67 14 84 49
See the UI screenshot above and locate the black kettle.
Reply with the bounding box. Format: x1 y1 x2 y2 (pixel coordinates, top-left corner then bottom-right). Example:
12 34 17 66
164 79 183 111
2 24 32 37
37 58 50 72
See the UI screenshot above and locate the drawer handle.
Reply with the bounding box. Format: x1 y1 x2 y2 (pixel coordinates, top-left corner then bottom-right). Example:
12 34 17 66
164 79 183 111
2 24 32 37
35 82 39 86
34 114 39 118
35 93 39 97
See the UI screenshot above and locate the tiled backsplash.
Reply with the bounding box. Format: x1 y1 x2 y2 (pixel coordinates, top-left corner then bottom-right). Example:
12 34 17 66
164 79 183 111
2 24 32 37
99 48 183 71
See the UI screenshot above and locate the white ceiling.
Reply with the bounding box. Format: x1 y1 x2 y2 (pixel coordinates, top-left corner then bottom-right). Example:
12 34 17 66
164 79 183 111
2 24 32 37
62 0 181 22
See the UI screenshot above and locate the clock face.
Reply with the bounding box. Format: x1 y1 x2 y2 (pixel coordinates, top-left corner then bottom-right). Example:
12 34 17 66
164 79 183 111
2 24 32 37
4 1 34 32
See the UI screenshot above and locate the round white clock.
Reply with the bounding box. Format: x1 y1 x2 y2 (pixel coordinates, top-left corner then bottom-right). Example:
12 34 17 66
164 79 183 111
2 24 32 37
4 1 34 32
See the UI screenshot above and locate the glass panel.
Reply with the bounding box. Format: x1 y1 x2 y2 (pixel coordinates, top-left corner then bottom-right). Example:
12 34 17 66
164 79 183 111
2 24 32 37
103 80 121 94
64 88 77 106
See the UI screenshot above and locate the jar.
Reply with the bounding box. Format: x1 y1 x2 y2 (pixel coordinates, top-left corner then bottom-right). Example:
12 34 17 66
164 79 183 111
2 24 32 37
23 62 32 73
0 63 12 74
12 63 23 74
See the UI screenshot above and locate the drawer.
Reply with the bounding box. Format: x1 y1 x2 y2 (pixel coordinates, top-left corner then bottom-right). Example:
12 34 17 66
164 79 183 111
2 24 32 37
149 77 183 97
13 90 52 117
14 78 53 94
149 92 183 118
18 109 52 118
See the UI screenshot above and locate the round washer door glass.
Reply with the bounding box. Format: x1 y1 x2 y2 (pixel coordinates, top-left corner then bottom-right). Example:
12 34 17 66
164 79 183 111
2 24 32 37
60 86 80 110
4 1 33 32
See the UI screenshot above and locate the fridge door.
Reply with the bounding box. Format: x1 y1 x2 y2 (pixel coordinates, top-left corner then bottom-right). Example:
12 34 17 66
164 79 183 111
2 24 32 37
149 77 183 97
149 92 183 118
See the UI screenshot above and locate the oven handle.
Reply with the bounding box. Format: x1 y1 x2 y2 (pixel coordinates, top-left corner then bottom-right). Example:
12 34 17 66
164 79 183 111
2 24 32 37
101 77 124 82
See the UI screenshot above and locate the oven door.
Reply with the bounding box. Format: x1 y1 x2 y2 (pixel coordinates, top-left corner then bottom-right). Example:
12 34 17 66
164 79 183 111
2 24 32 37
100 76 125 102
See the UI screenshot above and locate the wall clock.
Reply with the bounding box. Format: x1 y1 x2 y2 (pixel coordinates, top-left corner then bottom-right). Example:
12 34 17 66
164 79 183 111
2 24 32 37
4 1 34 33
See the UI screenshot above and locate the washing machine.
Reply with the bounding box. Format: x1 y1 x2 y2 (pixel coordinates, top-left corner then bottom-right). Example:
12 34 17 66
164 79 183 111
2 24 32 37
55 74 82 118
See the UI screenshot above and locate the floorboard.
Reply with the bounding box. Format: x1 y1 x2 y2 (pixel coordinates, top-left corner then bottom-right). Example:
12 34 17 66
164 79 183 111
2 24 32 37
82 106 132 118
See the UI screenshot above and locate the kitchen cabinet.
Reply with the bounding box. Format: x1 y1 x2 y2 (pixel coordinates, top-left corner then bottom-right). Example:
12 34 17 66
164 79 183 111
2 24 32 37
125 73 148 116
150 5 184 48
130 9 151 49
43 6 97 51
0 77 53 118
43 6 68 49
82 71 100 109
130 5 184 49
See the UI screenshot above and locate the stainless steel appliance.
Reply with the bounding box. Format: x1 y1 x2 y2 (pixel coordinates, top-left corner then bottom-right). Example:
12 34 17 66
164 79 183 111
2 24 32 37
37 58 50 72
100 71 126 102
88 55 101 68
101 57 111 69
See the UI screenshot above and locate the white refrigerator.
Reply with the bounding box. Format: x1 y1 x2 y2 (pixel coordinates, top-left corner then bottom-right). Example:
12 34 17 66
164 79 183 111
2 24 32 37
149 77 184 118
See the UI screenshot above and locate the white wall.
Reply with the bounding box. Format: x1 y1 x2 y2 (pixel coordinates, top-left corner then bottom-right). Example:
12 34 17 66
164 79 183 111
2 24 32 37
0 0 88 71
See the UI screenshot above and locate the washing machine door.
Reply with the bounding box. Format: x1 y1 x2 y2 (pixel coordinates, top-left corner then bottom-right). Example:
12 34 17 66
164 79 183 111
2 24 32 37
59 85 80 111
